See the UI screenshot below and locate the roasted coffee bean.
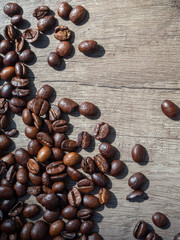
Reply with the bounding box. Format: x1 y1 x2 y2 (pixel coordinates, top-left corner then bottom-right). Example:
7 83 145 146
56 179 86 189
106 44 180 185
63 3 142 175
65 219 81 233
32 113 42 129
56 41 73 57
43 185 54 194
83 195 100 209
41 193 60 210
88 233 103 240
81 157 96 174
46 161 66 175
126 190 145 201
69 6 87 24
54 133 67 148
15 36 25 53
27 98 36 111
128 172 146 190
25 126 38 139
13 215 23 230
37 15 56 32
0 98 9 114
51 147 63 161
61 231 76 239
99 188 110 204
77 178 94 193
32 98 49 116
29 172 42 185
37 146 51 162
58 98 78 114
37 85 54 100
19 49 34 63
1 66 15 81
133 220 148 239
68 187 82 207
42 172 51 187
79 41 98 54
8 201 23 217
91 173 109 187
20 222 34 240
14 181 27 197
49 104 61 121
0 39 13 54
80 220 94 235
27 158 40 174
42 119 53 133
152 212 168 228
61 205 77 220
33 6 50 20
4 25 17 41
1 198 16 213
77 208 93 220
67 166 83 181
15 62 27 78
145 232 162 240
22 28 39 43
37 132 53 147
4 129 18 137
36 193 46 204
63 152 81 166
0 219 16 234
174 233 180 240
2 153 15 166
28 139 41 156
79 102 98 117
3 51 19 66
161 100 179 118
94 154 109 173
4 3 21 17
0 134 11 149
23 204 39 218
49 219 65 237
31 220 49 240
52 181 65 193
12 88 30 97
61 139 77 152
99 142 115 158
11 77 29 88
132 144 147 163
54 26 71 41
77 131 91 149
11 15 23 26
9 97 26 114
93 122 109 140
27 185 41 196
0 185 14 198
110 160 125 176
57 2 72 19
43 208 61 223
6 165 16 184
0 160 8 175
48 52 62 68
50 173 67 182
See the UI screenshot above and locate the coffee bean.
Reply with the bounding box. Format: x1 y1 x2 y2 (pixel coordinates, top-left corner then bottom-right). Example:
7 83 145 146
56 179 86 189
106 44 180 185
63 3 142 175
52 119 68 133
23 204 39 218
48 52 62 68
19 49 34 63
49 220 65 237
27 158 40 174
80 220 94 235
174 233 180 240
77 131 91 149
0 160 8 175
49 104 61 122
0 134 11 149
161 100 179 118
56 41 73 57
81 157 96 174
99 188 110 204
15 36 25 53
53 133 67 148
77 208 93 220
9 97 26 114
15 148 30 168
63 152 82 166
61 231 76 239
37 132 53 147
4 25 17 41
79 102 98 117
11 77 29 88
88 233 103 240
126 190 145 201
43 208 61 223
4 3 21 17
57 2 72 19
6 165 16 184
128 172 146 190
0 219 16 234
22 28 39 43
2 153 16 166
93 122 109 140
0 98 9 114
14 181 27 197
1 66 15 81
83 195 100 209
43 185 54 194
41 193 60 210
37 85 54 100
52 181 65 193
50 173 67 182
152 212 168 228
51 147 64 161
99 142 115 158
132 144 147 163
67 166 83 181
25 126 38 139
33 6 50 20
14 62 27 78
61 205 77 220
32 98 49 116
11 15 23 26
29 172 42 185
27 185 41 196
69 6 87 24
42 119 53 133
77 178 94 193
133 220 148 239
61 139 77 152
37 15 56 32
68 187 82 207
54 26 71 41
16 167 28 184
1 198 16 213
0 185 14 199
32 113 42 129
65 219 81 233
8 201 23 217
79 40 98 54
3 50 19 66
0 114 9 128
31 220 49 240
0 39 13 54
46 161 65 176
28 139 41 156
20 222 34 240
145 232 162 240
94 154 109 173
110 160 125 176
12 88 30 98
91 172 109 187
58 98 78 114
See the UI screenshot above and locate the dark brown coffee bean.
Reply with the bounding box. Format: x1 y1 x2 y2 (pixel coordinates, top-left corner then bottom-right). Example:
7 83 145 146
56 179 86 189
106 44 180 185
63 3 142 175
110 160 125 176
61 205 77 220
48 52 62 68
77 209 93 220
77 178 94 193
25 126 38 139
36 193 46 204
33 6 50 20
32 113 42 129
99 188 110 204
161 100 179 118
32 98 49 116
145 232 162 240
15 36 25 53
56 41 73 57
1 178 13 187
79 41 98 54
77 131 91 149
19 49 34 63
174 233 180 240
58 98 78 114
54 26 71 41
9 98 26 114
42 119 53 133
43 185 54 194
49 219 65 237
15 62 27 78
4 129 18 137
29 172 42 185
31 220 49 240
69 6 87 24
12 88 30 97
3 51 19 66
61 231 76 239
0 219 16 234
48 105 61 122
83 195 100 209
81 157 96 174
91 173 109 187
133 221 148 239
79 102 98 117
36 146 51 162
37 132 53 147
27 185 41 196
15 148 30 168
1 198 16 213
126 190 145 201
152 212 168 228
51 147 63 161
0 134 11 149
22 28 39 43
0 98 9 114
4 3 21 17
4 25 17 41
88 233 103 240
43 208 61 223
128 172 146 190
50 173 67 182
68 187 82 207
53 133 67 148
0 160 8 175
16 167 28 184
0 185 14 198
57 2 72 19
11 15 23 26
20 222 34 240
0 114 8 129
27 158 40 174
6 165 16 184
67 166 83 181
65 219 81 233
132 144 147 163
80 220 93 235
99 142 115 158
63 152 81 166
2 153 15 166
1 66 15 81
37 15 56 32
41 193 60 210
46 161 66 175
93 122 109 140
14 181 27 197
61 140 77 152
11 77 29 88
23 204 39 218
28 139 41 156
52 181 65 193
27 98 36 111
8 201 24 217
37 85 54 100
94 154 109 173
0 39 13 54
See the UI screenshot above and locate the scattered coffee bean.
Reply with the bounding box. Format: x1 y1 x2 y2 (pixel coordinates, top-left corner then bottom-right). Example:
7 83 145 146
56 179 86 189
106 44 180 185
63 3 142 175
8 201 23 217
14 181 27 197
41 193 60 210
15 36 25 53
4 25 17 41
133 220 148 239
11 76 29 88
58 98 78 113
37 15 56 32
83 194 100 209
94 154 109 173
145 232 162 240
99 142 115 158
25 126 38 139
93 122 109 140
99 188 110 204
77 178 94 193
161 100 179 118
37 131 53 147
174 233 180 240
81 157 96 174
56 41 73 57
27 158 40 174
2 153 15 166
46 161 66 175
9 97 26 114
61 205 77 220
0 185 14 199
4 3 21 17
88 233 103 240
54 26 71 41
69 5 87 24
19 49 34 63
126 190 145 201
15 62 27 78
77 131 91 149
23 204 40 218
33 6 50 20
61 139 77 152
128 172 146 190
22 28 40 43
92 172 109 187
15 148 30 168
0 39 13 54
37 84 54 100
20 222 34 240
63 152 81 166
43 208 61 223
152 212 168 228
110 160 125 176
68 187 82 207
79 102 98 117
11 14 23 26
80 220 94 235
0 114 8 129
48 52 62 68
132 144 147 163
6 165 16 184
79 40 98 54
67 166 83 181
49 219 65 237
77 208 93 220
0 98 9 114
28 139 41 156
57 2 72 19
1 66 15 81
0 134 12 149
0 219 16 234
30 220 49 240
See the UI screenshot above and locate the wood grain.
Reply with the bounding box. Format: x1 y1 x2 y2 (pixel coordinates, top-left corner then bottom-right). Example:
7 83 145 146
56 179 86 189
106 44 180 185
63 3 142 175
0 0 180 239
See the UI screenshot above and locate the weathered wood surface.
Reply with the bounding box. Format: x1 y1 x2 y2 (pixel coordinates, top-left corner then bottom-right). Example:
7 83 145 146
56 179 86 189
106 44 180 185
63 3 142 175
1 0 180 239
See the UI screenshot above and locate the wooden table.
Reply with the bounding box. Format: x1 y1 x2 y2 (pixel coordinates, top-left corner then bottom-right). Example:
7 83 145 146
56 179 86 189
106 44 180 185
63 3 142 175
1 0 180 239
